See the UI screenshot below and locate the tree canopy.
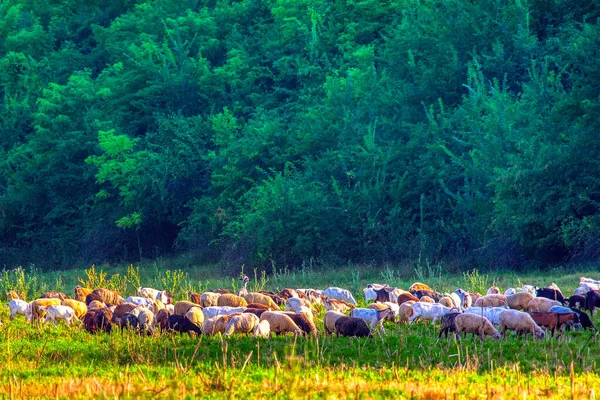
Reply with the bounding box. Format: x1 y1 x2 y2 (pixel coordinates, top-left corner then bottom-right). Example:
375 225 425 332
1 0 599 270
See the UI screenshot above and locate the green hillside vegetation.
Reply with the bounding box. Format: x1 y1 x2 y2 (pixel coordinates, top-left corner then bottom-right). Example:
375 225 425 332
1 1 600 271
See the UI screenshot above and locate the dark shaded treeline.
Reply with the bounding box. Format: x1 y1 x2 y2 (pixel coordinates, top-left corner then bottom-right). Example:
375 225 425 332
1 0 599 270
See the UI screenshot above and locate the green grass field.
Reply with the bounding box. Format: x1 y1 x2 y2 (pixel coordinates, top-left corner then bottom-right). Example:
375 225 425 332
1 262 599 398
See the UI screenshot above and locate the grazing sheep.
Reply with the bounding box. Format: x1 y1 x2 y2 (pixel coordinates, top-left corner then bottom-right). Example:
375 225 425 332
31 298 62 323
253 320 271 338
498 310 544 339
217 294 248 308
202 306 247 319
527 297 561 313
74 286 92 303
419 296 435 304
284 297 312 312
398 301 415 324
374 287 412 304
324 310 346 336
350 308 391 335
409 282 432 292
413 290 439 302
507 292 534 311
85 293 103 306
202 314 238 335
83 310 98 334
568 295 586 310
486 286 500 295
124 296 155 308
438 311 461 339
61 299 87 320
408 303 452 324
224 313 260 336
138 309 155 333
438 297 454 308
200 292 221 307
474 294 507 308
137 287 172 304
167 314 202 336
91 288 123 307
7 299 31 321
174 301 197 315
259 292 285 306
367 302 399 322
396 293 420 305
243 308 268 318
454 313 501 339
120 313 140 331
246 303 271 310
459 293 473 310
324 298 354 313
242 293 279 310
155 309 172 332
334 316 371 338
259 312 303 336
40 291 69 300
190 293 202 304
322 287 357 306
38 305 76 326
94 308 113 334
529 312 580 336
573 286 590 297
536 288 566 305
185 307 204 328
279 289 302 299
111 303 137 323
282 312 318 336
586 290 600 315
464 307 508 326
88 300 106 310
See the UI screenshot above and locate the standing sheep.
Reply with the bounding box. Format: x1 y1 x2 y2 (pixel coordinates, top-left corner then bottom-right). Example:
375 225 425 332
334 316 371 338
224 313 260 336
498 310 545 339
202 314 238 335
174 301 197 315
253 320 271 338
259 312 303 336
61 299 87 320
324 310 346 336
454 314 501 340
438 311 461 339
507 292 534 311
242 293 279 310
200 292 221 307
474 295 507 308
527 297 561 313
398 301 415 324
217 294 248 308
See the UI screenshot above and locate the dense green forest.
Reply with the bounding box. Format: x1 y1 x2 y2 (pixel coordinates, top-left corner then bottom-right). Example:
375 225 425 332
0 0 599 270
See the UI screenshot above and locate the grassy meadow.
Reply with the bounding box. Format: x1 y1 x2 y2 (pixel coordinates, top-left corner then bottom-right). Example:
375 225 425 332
1 260 600 399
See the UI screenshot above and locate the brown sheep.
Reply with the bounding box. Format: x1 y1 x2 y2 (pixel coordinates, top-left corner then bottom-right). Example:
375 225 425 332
242 293 279 310
31 298 62 323
246 303 271 310
474 294 507 308
438 297 454 308
83 310 98 334
243 308 268 318
40 291 69 300
88 300 106 310
190 293 202 304
397 293 419 305
398 301 415 324
174 301 197 315
212 289 234 295
324 298 354 313
259 291 285 306
409 283 432 292
282 312 318 336
217 294 248 308
259 312 303 336
507 292 534 311
94 308 113 334
527 298 561 313
419 296 435 303
91 288 123 307
203 314 238 335
112 303 137 323
155 309 172 332
74 286 93 303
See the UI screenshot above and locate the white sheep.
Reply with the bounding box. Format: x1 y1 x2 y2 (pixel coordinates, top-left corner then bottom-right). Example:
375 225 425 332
224 313 260 336
486 286 500 295
253 319 271 338
322 287 357 305
7 299 31 321
363 287 377 303
200 292 221 307
464 306 508 326
323 310 346 336
506 292 534 311
138 308 155 332
574 286 590 296
408 303 452 325
498 309 545 339
259 311 303 335
124 296 155 308
284 297 312 312
39 305 76 326
521 285 537 296
454 313 501 339
202 306 247 320
137 287 170 304
350 308 391 335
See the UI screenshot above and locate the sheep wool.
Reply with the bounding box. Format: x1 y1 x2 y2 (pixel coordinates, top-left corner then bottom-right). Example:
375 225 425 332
253 320 271 338
324 310 346 336
506 292 534 311
217 294 248 308
454 313 501 339
224 313 260 336
259 311 302 335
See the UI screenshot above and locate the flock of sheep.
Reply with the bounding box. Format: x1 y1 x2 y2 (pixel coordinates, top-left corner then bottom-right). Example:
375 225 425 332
4 275 600 341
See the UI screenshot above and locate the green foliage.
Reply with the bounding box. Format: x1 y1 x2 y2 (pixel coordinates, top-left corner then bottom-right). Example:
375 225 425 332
1 0 600 270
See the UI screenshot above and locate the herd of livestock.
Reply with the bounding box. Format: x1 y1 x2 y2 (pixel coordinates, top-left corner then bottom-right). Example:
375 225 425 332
3 275 600 341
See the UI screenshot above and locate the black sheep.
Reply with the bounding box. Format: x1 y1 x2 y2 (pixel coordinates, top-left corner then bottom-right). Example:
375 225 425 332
120 313 140 331
334 316 371 338
536 288 566 305
438 312 461 339
167 314 202 336
586 290 600 316
568 295 587 310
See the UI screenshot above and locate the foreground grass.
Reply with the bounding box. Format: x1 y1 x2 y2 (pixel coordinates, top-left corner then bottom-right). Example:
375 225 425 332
1 262 600 398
